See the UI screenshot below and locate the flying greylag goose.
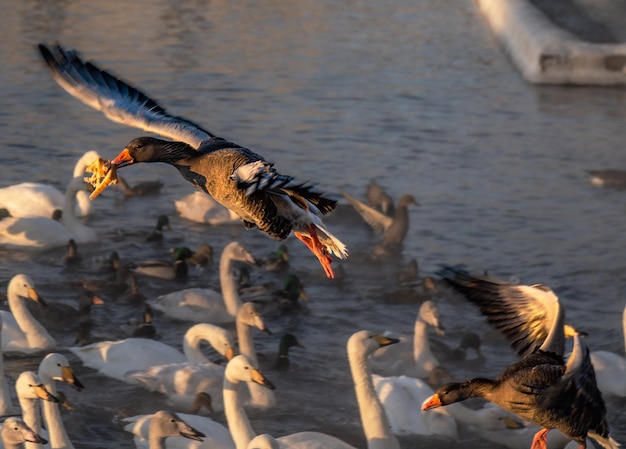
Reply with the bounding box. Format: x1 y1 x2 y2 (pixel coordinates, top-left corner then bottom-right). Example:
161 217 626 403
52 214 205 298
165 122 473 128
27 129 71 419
590 305 626 397
341 190 418 255
1 417 47 449
423 268 619 449
38 44 347 279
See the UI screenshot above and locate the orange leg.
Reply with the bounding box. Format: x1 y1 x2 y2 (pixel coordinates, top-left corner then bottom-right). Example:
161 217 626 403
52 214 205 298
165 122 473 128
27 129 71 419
530 429 550 449
294 225 334 279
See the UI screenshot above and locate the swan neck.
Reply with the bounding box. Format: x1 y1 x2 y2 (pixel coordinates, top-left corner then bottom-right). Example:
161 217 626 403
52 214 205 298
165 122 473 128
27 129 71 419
8 290 54 349
182 329 211 364
348 349 399 449
148 432 167 449
622 307 626 356
220 252 242 317
413 319 432 360
236 319 257 364
224 377 256 449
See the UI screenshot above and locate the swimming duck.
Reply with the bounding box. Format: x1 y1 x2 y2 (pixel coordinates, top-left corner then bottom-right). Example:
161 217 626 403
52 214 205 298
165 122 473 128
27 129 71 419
258 245 290 272
186 244 214 270
132 247 194 281
341 190 418 255
587 169 626 189
272 333 304 372
38 44 347 279
145 215 171 243
423 267 619 449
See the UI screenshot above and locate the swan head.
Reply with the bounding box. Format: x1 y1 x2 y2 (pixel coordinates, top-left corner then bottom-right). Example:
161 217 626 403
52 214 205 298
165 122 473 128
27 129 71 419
185 323 236 361
348 330 399 358
419 300 445 335
237 302 271 335
225 355 275 390
38 353 84 391
1 417 48 446
149 410 205 441
223 241 257 265
15 371 59 403
8 274 46 306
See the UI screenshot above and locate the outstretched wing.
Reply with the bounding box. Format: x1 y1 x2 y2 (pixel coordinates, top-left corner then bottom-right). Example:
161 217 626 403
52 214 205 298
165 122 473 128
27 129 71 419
38 44 214 149
438 266 564 358
341 190 392 234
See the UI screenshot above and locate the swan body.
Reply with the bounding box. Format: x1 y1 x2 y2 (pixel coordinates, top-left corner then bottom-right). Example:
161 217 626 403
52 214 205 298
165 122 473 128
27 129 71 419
372 374 457 438
174 192 240 225
590 306 626 397
0 151 99 219
149 242 256 323
1 274 55 354
124 411 228 449
126 323 236 412
369 300 444 378
71 322 233 383
0 177 97 250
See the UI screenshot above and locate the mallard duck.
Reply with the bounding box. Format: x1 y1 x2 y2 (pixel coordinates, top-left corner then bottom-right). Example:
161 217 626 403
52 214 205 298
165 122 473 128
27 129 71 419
116 175 163 197
132 247 194 281
365 179 395 216
145 215 171 242
38 44 347 278
272 334 304 371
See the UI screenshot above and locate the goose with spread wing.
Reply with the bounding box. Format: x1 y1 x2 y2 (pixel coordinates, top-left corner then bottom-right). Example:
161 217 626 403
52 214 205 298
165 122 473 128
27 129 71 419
38 44 347 279
422 268 619 449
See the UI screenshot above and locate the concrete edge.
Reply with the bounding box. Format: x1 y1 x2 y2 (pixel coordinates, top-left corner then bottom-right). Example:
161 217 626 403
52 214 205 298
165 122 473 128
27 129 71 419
476 0 626 85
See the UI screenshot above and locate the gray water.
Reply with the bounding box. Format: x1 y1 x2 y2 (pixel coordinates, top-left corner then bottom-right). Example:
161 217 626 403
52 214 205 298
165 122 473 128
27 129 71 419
1 0 626 448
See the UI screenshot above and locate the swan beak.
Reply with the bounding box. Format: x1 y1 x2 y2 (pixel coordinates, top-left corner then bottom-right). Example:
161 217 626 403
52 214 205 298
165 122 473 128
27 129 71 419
111 148 135 168
245 253 257 265
225 346 235 361
61 366 85 391
421 393 442 411
27 287 46 306
251 368 276 390
178 423 205 442
32 384 59 403
374 335 399 348
26 432 47 445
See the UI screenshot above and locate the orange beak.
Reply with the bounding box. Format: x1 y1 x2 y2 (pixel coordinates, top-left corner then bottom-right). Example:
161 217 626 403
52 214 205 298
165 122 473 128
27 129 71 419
111 148 134 168
421 394 442 411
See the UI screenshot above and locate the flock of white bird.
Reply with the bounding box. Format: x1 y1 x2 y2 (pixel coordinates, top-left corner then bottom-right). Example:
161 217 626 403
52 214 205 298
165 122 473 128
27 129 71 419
0 152 625 449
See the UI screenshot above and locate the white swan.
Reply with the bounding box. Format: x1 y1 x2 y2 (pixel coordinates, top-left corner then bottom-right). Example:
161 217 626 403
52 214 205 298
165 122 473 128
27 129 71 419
15 371 58 449
174 192 239 225
246 435 279 449
369 300 444 378
1 274 55 354
0 151 99 219
149 242 256 324
127 303 267 412
1 417 47 449
125 323 236 412
590 305 626 397
70 322 235 383
38 353 84 449
225 331 400 449
372 374 457 438
0 177 97 250
234 302 274 410
123 410 207 449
